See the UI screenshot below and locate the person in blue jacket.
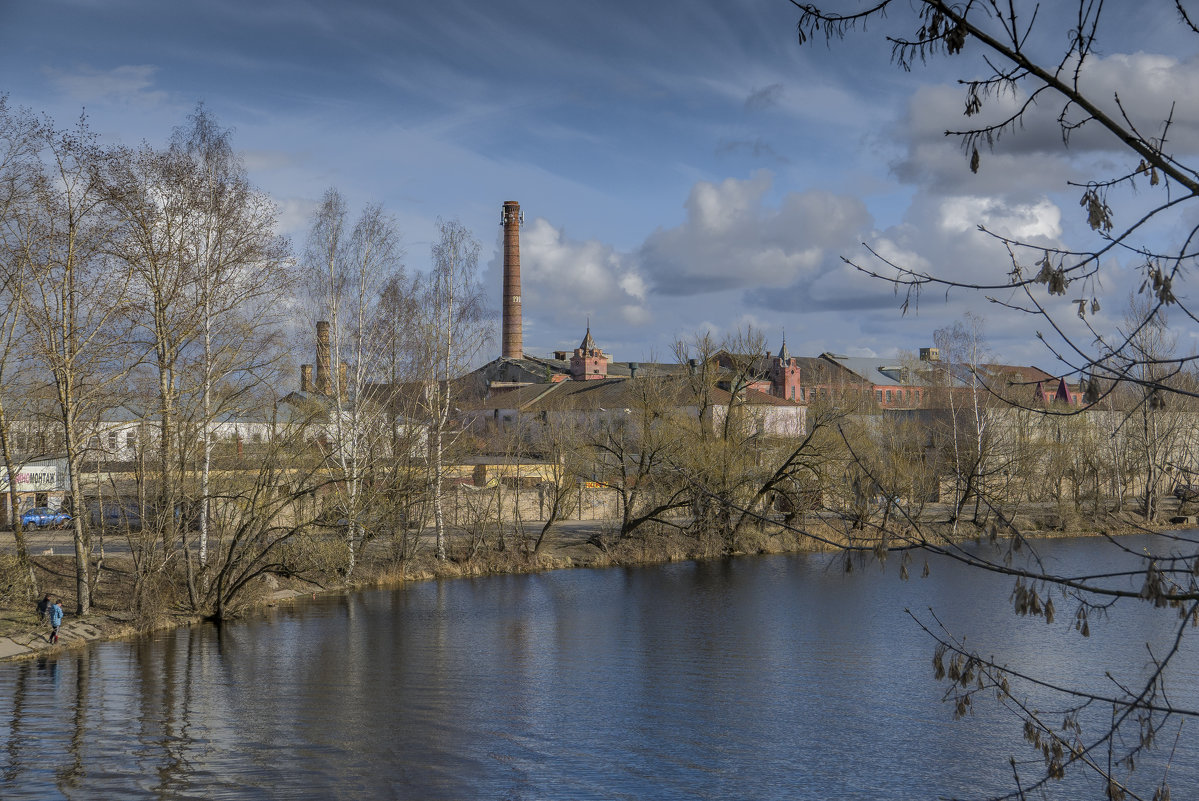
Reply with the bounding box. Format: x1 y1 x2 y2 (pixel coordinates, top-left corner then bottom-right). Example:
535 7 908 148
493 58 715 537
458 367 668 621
48 599 63 644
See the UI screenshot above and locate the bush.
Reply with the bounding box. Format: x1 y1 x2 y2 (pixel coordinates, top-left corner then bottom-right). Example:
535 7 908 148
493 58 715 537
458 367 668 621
0 554 27 607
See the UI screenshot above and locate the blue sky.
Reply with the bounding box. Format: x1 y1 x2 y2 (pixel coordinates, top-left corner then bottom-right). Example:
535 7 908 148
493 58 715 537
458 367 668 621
3 0 1197 371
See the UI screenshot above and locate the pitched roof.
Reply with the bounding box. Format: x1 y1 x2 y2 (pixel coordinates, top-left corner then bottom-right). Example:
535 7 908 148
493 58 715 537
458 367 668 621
981 364 1056 386
822 354 930 387
472 376 803 413
713 351 862 384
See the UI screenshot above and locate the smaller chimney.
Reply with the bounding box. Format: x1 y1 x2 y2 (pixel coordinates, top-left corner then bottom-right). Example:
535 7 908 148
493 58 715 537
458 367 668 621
628 362 639 379
300 364 313 393
315 321 332 394
338 363 348 397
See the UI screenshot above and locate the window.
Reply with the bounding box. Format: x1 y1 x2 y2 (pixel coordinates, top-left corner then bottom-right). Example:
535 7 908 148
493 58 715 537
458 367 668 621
885 390 892 403
126 432 136 449
107 431 118 450
876 390 883 403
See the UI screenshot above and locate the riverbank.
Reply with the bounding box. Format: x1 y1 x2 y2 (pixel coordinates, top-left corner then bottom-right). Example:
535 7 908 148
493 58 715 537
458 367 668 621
0 505 1183 663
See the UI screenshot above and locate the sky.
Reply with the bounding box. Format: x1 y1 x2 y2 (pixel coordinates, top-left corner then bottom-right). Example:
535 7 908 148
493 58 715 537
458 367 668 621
2 0 1198 372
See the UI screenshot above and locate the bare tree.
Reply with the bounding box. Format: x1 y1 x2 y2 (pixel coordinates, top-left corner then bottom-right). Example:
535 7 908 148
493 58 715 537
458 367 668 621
103 140 204 568
1115 296 1190 523
932 314 994 527
170 104 292 576
303 189 404 577
11 114 132 614
0 99 43 594
101 107 291 611
196 403 333 620
790 3 1199 795
792 0 1199 399
415 219 488 561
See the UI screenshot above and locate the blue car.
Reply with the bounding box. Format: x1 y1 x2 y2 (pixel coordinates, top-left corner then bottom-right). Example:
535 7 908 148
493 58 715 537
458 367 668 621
21 507 72 528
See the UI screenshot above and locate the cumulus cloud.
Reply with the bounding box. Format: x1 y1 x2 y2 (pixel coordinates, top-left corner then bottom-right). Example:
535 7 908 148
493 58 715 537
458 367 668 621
487 169 1086 363
893 52 1199 197
937 196 1062 242
516 217 650 332
43 64 167 106
638 171 872 296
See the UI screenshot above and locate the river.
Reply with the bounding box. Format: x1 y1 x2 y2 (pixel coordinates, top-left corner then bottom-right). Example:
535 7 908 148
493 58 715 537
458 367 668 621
1 534 1196 800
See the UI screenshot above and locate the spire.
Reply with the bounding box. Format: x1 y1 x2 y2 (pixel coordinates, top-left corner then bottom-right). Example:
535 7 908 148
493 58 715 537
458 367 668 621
777 332 791 362
579 318 596 352
570 318 608 380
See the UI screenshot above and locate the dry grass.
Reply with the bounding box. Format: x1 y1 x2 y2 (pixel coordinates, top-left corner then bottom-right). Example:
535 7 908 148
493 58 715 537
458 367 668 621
0 507 1175 658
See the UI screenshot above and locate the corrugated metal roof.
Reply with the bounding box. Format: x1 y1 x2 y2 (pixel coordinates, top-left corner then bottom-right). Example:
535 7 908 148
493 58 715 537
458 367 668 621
476 376 802 412
823 355 931 387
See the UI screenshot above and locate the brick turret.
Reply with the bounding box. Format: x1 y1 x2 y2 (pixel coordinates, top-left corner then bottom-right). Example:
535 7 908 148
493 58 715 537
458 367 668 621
570 326 608 380
769 339 801 401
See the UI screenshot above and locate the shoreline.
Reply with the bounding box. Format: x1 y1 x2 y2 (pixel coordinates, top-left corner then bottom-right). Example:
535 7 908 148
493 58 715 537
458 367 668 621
0 512 1184 664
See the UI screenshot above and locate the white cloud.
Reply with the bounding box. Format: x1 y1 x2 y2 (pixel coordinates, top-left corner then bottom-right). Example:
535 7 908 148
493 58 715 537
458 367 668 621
893 51 1199 198
513 217 650 336
639 171 873 295
938 196 1062 242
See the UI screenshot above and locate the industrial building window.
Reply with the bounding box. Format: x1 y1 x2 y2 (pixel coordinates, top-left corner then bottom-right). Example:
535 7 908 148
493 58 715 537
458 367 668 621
885 390 892 403
876 390 882 402
107 431 118 450
126 432 135 449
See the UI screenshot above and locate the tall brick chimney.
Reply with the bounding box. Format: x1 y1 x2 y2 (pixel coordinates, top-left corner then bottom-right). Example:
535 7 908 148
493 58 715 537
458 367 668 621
501 200 523 360
315 320 332 395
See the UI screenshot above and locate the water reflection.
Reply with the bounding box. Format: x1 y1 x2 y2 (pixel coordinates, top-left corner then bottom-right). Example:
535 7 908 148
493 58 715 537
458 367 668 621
0 536 1195 800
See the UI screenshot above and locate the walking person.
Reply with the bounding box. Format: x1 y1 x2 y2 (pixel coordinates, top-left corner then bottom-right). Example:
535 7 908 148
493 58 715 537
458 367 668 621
36 593 51 623
48 598 63 644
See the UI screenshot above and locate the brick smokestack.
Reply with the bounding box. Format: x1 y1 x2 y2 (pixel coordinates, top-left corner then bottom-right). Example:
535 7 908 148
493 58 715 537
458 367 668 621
300 364 313 393
501 200 522 360
315 321 332 395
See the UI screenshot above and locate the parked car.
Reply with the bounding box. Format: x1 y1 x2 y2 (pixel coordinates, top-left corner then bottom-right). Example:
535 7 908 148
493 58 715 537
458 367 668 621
21 507 72 528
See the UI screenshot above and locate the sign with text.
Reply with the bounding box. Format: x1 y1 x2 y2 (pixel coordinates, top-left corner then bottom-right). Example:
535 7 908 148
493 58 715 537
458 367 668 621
0 465 59 492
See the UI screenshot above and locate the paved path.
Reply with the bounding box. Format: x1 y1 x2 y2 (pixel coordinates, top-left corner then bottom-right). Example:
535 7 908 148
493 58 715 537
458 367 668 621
0 528 134 555
0 614 117 661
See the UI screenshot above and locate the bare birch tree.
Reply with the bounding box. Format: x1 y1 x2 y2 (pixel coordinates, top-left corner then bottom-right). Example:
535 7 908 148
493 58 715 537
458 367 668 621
932 314 994 527
304 189 404 577
0 99 43 594
11 114 132 614
416 219 488 561
168 105 291 580
102 107 290 610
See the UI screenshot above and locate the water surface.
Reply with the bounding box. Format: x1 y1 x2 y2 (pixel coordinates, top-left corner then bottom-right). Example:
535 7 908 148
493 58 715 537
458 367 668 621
1 535 1195 800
